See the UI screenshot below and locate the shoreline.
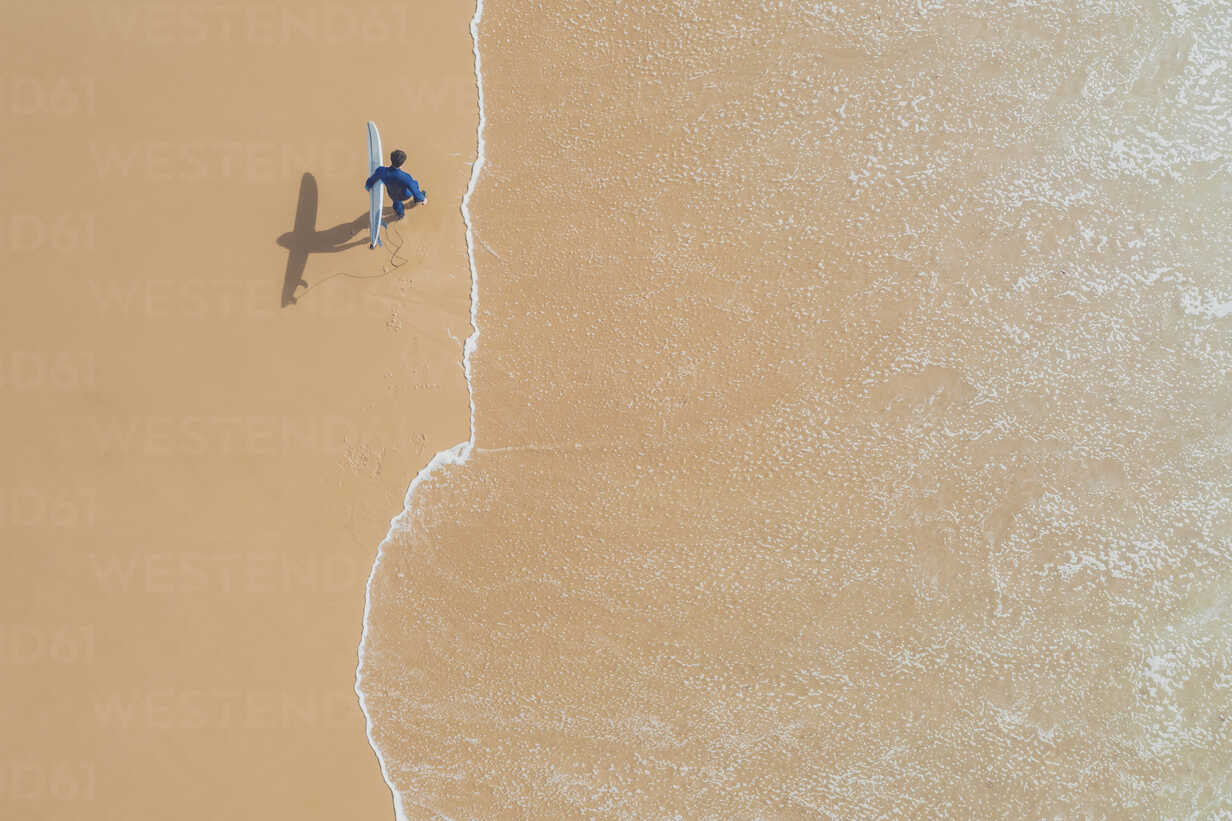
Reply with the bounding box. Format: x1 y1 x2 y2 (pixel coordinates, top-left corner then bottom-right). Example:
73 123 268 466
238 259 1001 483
355 1 486 817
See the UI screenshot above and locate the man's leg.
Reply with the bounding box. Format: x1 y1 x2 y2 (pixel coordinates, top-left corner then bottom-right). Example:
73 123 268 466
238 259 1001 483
391 197 405 219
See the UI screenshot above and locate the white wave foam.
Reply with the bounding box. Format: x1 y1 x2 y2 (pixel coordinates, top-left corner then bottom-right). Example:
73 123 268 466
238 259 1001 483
1181 288 1232 320
353 0 486 816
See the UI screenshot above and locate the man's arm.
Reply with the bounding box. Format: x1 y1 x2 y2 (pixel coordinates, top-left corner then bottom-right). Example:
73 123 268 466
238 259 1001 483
404 174 426 203
364 168 382 190
394 169 426 202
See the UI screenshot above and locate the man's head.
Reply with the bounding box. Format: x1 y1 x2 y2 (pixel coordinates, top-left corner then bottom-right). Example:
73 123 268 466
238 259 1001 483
390 149 407 168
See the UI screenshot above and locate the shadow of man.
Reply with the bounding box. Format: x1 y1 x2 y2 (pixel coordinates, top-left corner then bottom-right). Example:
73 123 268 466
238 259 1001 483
277 172 370 307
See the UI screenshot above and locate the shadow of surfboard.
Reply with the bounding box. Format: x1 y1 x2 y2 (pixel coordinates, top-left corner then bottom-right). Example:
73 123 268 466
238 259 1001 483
276 172 370 307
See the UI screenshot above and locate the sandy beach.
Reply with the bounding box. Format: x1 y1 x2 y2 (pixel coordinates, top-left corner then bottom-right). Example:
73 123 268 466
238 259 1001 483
2 1 475 818
6 0 1232 818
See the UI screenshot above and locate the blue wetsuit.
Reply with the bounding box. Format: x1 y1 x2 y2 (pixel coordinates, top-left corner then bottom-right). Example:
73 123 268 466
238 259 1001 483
365 166 425 217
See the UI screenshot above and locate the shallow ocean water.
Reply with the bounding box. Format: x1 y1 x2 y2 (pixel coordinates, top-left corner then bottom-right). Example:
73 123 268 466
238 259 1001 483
359 0 1232 815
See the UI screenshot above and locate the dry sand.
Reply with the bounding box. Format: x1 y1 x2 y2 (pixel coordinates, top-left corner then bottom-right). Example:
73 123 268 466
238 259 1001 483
1 1 476 818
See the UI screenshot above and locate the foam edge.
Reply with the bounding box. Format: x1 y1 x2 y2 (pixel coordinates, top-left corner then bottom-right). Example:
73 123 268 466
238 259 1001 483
353 0 486 816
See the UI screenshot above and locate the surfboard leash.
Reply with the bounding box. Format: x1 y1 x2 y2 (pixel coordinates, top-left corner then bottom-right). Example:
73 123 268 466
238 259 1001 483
293 220 409 303
383 220 410 270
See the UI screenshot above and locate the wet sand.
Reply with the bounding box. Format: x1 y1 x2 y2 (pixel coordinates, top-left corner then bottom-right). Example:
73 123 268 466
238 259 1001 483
360 0 1232 816
1 1 475 818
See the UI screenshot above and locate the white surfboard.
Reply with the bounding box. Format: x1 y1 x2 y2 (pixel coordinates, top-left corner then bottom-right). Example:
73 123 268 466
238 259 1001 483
367 120 383 248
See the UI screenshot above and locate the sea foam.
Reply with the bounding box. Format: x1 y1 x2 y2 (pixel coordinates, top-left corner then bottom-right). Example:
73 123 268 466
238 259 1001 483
353 0 486 817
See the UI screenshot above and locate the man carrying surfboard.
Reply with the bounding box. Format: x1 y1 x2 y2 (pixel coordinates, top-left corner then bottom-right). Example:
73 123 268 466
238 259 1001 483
364 149 427 220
